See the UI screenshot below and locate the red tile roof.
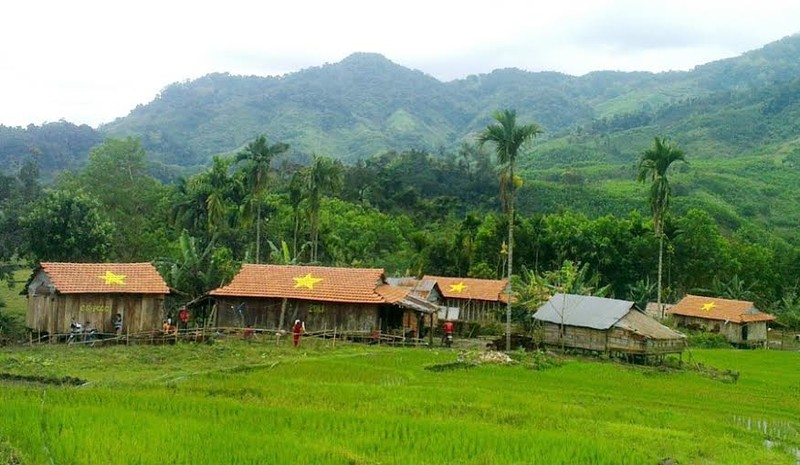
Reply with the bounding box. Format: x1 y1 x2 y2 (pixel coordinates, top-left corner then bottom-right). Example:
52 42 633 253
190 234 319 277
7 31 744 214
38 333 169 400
210 265 393 304
39 262 169 294
423 275 510 302
374 284 409 304
667 295 776 323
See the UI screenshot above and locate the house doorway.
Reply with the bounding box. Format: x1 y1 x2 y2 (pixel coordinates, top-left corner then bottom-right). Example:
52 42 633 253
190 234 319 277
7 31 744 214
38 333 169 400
378 306 402 332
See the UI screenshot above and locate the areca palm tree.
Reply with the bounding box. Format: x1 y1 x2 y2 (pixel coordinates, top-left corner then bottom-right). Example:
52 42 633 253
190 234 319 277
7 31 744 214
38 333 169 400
302 154 343 262
236 135 289 263
478 109 543 351
171 157 240 241
638 136 686 317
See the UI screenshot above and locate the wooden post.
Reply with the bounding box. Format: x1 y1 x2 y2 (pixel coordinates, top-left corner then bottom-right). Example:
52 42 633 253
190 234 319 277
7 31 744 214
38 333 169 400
429 313 434 346
278 298 288 331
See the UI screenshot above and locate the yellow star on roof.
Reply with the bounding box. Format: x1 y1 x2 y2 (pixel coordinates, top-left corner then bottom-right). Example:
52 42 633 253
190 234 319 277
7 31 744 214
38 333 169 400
449 282 467 293
294 273 322 290
702 302 716 311
99 271 126 285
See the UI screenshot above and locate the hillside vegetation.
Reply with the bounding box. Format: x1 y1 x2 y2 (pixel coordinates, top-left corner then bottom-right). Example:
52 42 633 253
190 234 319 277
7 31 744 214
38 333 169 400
2 36 799 240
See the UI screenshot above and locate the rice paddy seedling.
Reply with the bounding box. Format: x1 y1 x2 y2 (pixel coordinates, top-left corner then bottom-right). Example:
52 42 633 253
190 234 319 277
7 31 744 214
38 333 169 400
0 342 798 464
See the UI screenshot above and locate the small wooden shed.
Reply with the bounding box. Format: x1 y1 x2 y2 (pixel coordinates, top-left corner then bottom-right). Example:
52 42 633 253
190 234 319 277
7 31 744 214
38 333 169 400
422 275 509 322
667 295 776 347
209 265 436 334
534 293 685 356
26 262 169 335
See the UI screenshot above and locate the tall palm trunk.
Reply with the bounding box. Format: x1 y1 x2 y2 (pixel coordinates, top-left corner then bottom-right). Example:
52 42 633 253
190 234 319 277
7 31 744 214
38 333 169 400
657 232 664 318
255 203 261 264
311 212 319 263
293 209 300 260
505 159 514 352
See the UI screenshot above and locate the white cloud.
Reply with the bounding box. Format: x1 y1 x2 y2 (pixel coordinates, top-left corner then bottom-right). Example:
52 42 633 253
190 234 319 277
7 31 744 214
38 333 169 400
1 0 799 126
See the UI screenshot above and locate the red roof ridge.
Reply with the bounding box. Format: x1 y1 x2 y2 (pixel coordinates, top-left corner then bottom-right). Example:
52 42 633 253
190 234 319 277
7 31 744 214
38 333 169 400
681 294 754 306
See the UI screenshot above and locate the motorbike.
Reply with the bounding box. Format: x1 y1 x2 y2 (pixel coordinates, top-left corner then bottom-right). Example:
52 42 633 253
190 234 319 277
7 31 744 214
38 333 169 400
67 322 82 344
443 333 453 348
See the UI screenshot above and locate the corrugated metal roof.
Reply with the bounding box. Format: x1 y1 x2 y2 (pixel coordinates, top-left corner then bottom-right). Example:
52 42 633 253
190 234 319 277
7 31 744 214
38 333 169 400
399 293 439 314
385 277 436 293
615 308 685 340
534 293 634 330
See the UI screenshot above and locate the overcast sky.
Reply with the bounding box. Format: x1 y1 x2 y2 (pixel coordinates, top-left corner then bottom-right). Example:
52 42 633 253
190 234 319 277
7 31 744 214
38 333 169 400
2 0 799 128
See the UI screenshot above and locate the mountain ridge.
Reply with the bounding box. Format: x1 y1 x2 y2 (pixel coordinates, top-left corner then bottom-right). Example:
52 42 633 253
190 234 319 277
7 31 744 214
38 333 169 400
3 34 800 177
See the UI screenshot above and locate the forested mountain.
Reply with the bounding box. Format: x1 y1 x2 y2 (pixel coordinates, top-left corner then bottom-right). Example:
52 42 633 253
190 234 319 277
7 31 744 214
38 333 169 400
2 34 799 174
0 122 102 180
1 34 800 243
95 34 800 167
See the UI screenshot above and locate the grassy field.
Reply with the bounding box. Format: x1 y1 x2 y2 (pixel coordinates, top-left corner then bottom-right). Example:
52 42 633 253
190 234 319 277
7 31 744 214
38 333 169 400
0 269 29 320
0 339 798 465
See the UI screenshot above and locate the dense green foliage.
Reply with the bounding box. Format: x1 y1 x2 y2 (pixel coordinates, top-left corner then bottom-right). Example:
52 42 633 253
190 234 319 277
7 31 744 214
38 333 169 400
0 122 102 180
0 343 798 464
1 133 800 325
21 190 114 262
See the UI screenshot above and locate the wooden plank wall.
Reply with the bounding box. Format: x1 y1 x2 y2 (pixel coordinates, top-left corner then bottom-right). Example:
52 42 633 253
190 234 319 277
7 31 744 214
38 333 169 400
215 297 380 332
542 323 684 355
447 299 501 322
675 315 767 344
542 323 607 351
27 294 164 334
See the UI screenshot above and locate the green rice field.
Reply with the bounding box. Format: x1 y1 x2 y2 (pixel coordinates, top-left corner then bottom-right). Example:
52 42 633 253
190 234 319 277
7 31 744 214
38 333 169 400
0 340 798 464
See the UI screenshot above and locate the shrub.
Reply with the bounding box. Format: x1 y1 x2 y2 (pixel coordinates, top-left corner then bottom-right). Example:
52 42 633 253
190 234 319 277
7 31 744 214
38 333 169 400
686 332 731 349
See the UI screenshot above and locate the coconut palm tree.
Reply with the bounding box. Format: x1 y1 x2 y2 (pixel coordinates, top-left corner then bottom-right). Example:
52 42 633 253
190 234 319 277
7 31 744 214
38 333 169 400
235 135 289 263
637 136 686 317
478 109 543 351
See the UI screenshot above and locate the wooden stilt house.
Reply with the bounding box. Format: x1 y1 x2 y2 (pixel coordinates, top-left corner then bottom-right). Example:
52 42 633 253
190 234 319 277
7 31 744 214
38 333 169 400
25 262 169 336
209 265 436 335
534 294 685 356
667 295 775 347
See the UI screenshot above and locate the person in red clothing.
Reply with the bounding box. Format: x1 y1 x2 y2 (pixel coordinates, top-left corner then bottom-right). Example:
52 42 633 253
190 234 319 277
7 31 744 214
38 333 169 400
442 320 454 347
292 319 305 347
243 324 254 341
178 306 190 331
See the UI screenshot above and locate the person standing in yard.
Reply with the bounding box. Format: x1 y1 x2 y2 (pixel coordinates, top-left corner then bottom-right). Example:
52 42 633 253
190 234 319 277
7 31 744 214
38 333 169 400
292 319 305 347
243 324 255 341
178 306 190 331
